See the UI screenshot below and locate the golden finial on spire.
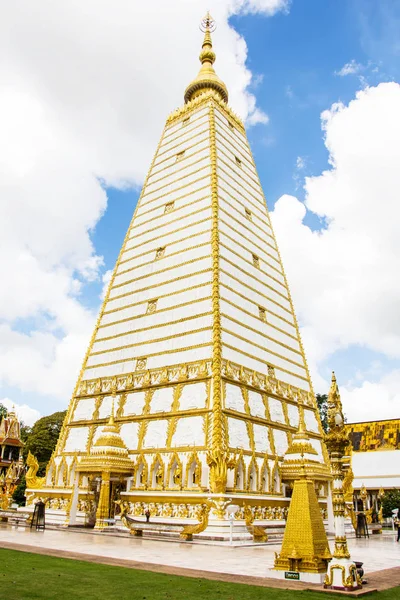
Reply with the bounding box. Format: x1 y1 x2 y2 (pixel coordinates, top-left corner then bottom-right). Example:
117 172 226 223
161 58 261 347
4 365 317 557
184 13 228 104
327 371 345 431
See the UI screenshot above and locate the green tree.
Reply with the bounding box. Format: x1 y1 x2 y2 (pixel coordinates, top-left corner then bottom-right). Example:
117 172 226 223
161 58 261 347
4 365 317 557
0 403 7 419
316 393 328 432
12 475 26 507
23 410 66 475
381 489 400 518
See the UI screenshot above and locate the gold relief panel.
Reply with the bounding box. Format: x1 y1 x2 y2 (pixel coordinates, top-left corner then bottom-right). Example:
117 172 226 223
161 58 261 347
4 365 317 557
167 452 183 489
185 450 202 489
136 358 148 371
259 456 271 493
246 456 259 493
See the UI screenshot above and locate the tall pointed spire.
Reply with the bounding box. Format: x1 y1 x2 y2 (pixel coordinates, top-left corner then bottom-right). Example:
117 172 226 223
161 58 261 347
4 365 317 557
184 13 228 104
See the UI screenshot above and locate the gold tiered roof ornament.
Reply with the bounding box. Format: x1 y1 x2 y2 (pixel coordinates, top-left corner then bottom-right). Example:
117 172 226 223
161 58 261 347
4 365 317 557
324 373 361 590
269 413 332 584
184 13 228 104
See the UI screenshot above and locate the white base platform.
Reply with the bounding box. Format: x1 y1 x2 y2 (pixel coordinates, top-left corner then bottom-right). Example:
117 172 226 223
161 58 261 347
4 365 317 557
266 568 327 584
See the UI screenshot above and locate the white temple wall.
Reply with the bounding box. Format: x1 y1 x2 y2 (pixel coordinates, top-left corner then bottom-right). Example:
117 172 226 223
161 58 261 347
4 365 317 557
133 191 211 234
113 244 210 286
96 299 212 341
220 271 293 321
150 139 210 182
154 121 210 162
220 299 300 350
221 328 306 376
100 281 212 327
221 316 303 364
147 146 210 190
108 256 212 299
219 284 296 334
86 328 213 368
220 244 289 296
125 204 211 250
162 106 210 138
219 208 279 262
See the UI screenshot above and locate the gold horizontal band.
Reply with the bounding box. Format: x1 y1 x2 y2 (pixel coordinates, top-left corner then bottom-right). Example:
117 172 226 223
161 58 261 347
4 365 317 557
221 312 301 355
124 215 211 254
137 173 211 212
219 192 274 246
84 342 212 370
162 111 209 143
220 269 292 317
223 343 309 384
116 241 210 279
220 242 286 292
218 180 274 238
221 255 290 304
126 212 211 254
152 136 210 173
111 254 210 293
220 228 282 277
103 281 211 318
132 189 209 225
218 165 265 209
142 164 210 203
155 123 210 159
216 140 261 191
96 310 213 342
215 129 256 174
220 293 297 337
147 151 210 190
222 327 305 369
214 112 252 158
106 267 212 304
219 211 278 265
90 325 212 358
119 225 210 267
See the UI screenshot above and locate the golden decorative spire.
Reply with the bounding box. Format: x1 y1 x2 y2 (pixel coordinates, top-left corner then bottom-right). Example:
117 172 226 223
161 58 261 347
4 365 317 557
327 371 345 431
184 13 228 104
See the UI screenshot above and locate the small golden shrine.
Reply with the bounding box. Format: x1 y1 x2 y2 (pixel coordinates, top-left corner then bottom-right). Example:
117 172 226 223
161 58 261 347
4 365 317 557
272 415 331 581
76 403 134 529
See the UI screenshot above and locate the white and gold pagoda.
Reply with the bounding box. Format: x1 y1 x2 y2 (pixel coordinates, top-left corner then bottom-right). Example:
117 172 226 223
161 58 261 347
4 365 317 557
25 15 329 535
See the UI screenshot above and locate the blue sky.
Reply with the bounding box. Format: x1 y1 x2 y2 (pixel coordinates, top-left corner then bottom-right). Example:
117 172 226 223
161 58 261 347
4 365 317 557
1 0 400 424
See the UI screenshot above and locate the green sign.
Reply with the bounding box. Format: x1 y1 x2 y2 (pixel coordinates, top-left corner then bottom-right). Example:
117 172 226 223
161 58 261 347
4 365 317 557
285 571 300 580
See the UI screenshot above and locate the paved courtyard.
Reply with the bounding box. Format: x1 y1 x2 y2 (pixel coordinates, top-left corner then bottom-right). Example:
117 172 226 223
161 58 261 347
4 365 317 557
0 524 399 586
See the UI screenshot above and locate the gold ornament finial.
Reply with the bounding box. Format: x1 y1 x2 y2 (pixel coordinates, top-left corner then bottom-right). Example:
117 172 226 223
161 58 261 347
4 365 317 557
184 14 228 104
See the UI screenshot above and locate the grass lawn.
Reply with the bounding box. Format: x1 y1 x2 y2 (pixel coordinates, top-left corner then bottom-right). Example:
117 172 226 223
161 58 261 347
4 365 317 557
1 548 399 600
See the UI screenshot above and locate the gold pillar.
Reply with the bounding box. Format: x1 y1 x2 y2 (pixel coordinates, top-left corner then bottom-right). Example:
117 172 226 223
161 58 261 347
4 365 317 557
94 472 111 530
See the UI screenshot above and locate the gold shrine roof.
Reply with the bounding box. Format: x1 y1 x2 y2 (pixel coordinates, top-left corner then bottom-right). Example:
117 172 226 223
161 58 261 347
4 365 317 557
184 13 228 104
77 409 134 474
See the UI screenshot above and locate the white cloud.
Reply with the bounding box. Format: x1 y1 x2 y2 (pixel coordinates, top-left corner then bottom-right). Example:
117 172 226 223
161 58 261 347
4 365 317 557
1 398 40 427
335 59 363 76
296 156 306 170
0 1 287 414
271 82 400 418
341 371 400 423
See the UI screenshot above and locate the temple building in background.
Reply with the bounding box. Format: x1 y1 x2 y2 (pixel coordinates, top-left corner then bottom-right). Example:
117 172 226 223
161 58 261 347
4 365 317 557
346 419 400 513
0 408 24 509
25 15 330 536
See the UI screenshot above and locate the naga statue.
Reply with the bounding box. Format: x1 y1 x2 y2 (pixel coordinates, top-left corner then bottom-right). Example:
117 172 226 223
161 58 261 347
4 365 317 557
26 452 45 489
243 504 268 542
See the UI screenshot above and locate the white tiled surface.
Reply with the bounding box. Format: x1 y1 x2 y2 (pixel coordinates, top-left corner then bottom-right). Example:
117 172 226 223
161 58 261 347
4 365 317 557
0 525 399 577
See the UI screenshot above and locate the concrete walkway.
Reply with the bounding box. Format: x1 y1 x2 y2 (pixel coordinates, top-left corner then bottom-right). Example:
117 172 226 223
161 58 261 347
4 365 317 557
1 524 399 594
